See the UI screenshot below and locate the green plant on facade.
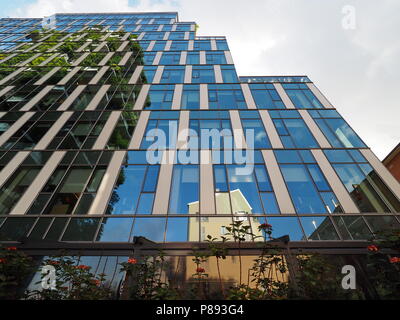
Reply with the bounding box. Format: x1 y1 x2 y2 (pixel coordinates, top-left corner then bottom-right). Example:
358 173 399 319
0 246 34 300
119 251 178 300
365 229 400 299
204 234 228 298
26 255 112 300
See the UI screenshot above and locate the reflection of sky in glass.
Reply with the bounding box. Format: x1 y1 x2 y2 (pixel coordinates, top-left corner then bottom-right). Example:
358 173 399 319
266 217 304 241
169 165 199 214
166 217 189 242
111 166 146 214
96 218 134 242
281 164 327 213
131 218 166 242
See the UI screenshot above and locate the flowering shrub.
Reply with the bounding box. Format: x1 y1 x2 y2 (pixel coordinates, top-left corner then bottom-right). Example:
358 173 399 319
0 246 34 300
120 252 178 300
365 230 400 299
26 256 112 300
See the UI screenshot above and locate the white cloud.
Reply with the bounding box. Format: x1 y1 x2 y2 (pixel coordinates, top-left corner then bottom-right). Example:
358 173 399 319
12 0 400 159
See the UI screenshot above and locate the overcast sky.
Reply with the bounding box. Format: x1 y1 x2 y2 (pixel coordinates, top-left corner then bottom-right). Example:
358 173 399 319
2 0 399 159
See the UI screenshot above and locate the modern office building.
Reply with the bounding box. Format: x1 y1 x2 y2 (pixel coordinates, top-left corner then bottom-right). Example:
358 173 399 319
0 12 400 295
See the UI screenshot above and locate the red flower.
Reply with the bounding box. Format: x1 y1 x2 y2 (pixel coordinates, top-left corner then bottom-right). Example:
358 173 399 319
0 258 6 264
196 267 205 273
48 260 60 266
367 245 379 252
259 223 272 230
75 265 90 270
91 279 101 286
6 247 17 251
389 257 400 264
127 258 137 264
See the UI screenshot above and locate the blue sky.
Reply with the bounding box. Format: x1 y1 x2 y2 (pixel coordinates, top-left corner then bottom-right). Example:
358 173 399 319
1 0 399 159
0 0 35 17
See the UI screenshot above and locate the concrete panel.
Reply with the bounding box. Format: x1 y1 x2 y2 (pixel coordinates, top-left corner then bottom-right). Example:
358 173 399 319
0 151 30 189
240 83 256 109
312 149 360 213
128 111 150 149
86 85 111 110
200 150 216 214
307 83 334 108
229 110 247 149
172 84 183 110
35 112 73 150
128 65 144 84
0 112 34 147
152 66 164 84
214 65 223 83
259 110 284 149
299 110 332 148
200 84 208 109
92 111 121 149
184 65 192 84
177 110 190 149
88 151 127 215
20 85 54 111
133 84 150 110
57 85 86 111
152 150 175 215
262 150 296 214
10 151 66 215
273 83 295 109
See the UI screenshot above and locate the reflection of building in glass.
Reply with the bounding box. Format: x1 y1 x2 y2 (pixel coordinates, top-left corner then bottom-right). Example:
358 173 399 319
188 189 262 241
383 143 400 183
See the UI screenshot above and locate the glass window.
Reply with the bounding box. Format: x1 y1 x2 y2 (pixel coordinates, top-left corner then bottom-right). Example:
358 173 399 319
131 217 166 242
221 66 238 83
280 164 327 213
159 52 181 65
364 216 400 234
283 83 323 109
241 119 272 149
208 84 246 109
333 216 372 240
275 118 319 148
160 66 185 83
181 85 200 109
0 167 40 215
62 218 100 241
333 163 393 213
186 52 199 65
318 118 366 148
166 217 190 242
300 217 339 240
192 66 215 83
169 165 199 214
0 218 36 241
249 83 284 109
145 85 174 110
194 40 211 50
107 112 139 149
141 119 178 149
218 164 269 214
264 217 305 241
111 166 145 214
206 52 227 64
96 217 134 242
169 40 188 51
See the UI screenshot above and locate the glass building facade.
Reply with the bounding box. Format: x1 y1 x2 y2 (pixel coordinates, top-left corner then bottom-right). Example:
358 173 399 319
0 12 399 264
